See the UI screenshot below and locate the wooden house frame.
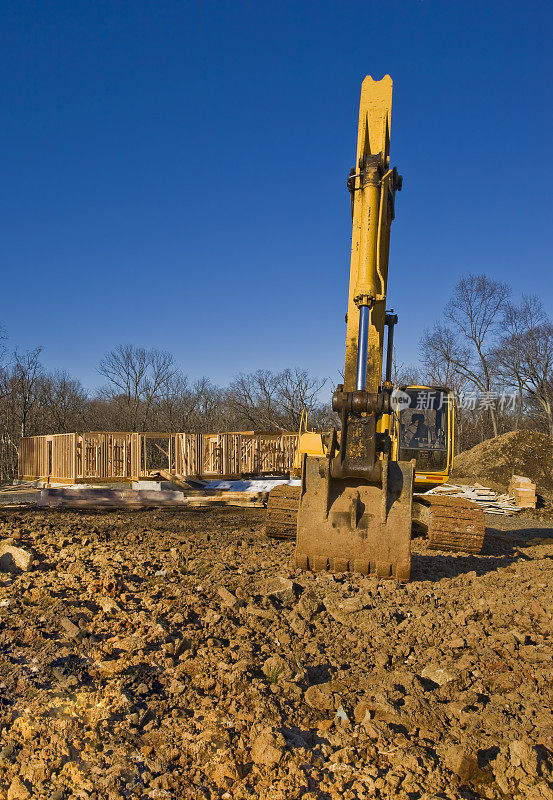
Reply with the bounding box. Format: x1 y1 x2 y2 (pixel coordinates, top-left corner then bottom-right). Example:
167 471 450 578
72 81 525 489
18 431 299 483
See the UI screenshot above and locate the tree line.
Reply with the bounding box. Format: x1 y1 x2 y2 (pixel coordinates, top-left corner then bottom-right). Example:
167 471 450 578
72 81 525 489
0 272 551 481
0 336 336 481
417 274 553 449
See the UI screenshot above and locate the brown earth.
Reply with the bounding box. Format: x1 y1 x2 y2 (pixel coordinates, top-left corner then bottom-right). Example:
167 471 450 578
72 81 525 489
452 430 553 494
0 506 552 799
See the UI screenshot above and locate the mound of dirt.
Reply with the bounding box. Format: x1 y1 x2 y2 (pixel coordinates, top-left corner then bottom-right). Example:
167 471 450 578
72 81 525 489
452 429 553 492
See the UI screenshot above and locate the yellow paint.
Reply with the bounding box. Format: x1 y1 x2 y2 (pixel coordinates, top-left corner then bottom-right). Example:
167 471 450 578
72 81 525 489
291 410 326 475
344 75 394 392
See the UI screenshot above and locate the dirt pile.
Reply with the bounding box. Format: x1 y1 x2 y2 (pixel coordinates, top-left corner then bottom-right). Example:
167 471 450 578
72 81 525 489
452 430 553 493
0 506 552 798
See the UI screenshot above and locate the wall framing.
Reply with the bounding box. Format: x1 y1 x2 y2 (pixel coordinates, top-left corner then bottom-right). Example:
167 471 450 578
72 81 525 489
19 431 299 483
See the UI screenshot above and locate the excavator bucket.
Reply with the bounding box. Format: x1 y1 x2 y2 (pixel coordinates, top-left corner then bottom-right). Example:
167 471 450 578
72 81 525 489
295 454 413 582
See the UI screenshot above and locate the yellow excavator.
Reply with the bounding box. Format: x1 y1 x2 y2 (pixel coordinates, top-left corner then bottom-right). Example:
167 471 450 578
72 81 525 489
266 76 485 579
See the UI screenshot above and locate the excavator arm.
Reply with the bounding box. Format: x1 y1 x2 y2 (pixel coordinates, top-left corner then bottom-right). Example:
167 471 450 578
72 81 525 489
294 76 414 581
343 74 400 393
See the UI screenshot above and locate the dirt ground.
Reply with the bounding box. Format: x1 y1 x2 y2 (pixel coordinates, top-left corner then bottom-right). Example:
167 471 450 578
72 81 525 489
0 506 553 800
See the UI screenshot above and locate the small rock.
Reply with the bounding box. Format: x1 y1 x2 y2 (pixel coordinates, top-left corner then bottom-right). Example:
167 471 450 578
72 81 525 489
443 746 491 784
250 728 285 767
168 679 187 695
7 777 31 800
262 655 291 683
217 586 242 609
118 635 146 652
421 664 456 686
354 700 372 724
538 724 553 751
0 544 32 573
245 604 274 620
335 705 349 723
265 577 301 606
296 593 320 621
337 595 367 614
59 616 81 639
99 596 120 613
0 742 14 759
288 610 309 637
509 740 538 775
304 682 339 711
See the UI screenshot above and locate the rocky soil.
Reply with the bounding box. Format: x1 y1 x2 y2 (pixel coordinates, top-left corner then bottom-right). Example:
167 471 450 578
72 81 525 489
0 506 552 800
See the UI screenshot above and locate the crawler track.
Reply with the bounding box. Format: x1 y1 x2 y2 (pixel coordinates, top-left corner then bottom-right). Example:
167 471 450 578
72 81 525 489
265 485 486 555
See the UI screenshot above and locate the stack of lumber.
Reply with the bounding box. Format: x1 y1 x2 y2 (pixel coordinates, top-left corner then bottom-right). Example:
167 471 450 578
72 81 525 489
508 474 537 508
183 491 267 508
38 486 268 509
424 483 523 515
38 488 186 508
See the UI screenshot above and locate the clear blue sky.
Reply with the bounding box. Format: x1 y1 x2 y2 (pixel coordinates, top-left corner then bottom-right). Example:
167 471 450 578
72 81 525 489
1 0 552 391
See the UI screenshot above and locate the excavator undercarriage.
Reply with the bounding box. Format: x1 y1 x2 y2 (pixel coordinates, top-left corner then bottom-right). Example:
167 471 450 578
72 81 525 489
266 485 485 558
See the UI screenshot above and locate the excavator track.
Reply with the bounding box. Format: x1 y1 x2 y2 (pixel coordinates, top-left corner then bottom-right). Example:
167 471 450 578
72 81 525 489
265 484 301 540
412 495 485 554
265 486 485 554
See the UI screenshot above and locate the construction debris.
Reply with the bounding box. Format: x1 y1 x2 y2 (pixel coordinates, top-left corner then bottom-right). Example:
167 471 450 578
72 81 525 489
182 491 267 508
38 487 188 508
0 544 33 573
424 482 525 515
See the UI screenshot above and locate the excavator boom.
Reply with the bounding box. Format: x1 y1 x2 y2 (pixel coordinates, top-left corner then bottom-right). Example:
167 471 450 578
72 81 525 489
344 75 396 393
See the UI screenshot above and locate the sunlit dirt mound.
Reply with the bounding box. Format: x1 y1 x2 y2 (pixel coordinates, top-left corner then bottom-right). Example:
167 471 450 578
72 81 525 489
452 430 553 492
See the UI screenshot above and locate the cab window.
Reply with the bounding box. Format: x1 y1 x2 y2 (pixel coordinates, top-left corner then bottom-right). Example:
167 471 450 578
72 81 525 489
398 389 449 472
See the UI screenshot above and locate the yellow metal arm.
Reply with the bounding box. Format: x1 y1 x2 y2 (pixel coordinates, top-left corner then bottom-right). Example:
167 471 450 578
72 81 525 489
343 75 401 392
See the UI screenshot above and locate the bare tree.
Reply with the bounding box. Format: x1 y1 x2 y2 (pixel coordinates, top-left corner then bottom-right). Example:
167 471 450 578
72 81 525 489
492 296 546 429
421 275 510 437
40 371 89 432
518 320 553 436
227 370 282 430
227 368 330 432
11 348 43 437
0 324 8 371
139 349 177 429
392 358 421 386
98 345 175 430
275 368 327 430
156 375 222 432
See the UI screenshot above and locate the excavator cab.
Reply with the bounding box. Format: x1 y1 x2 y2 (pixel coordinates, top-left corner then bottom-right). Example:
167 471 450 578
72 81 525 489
394 386 454 488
